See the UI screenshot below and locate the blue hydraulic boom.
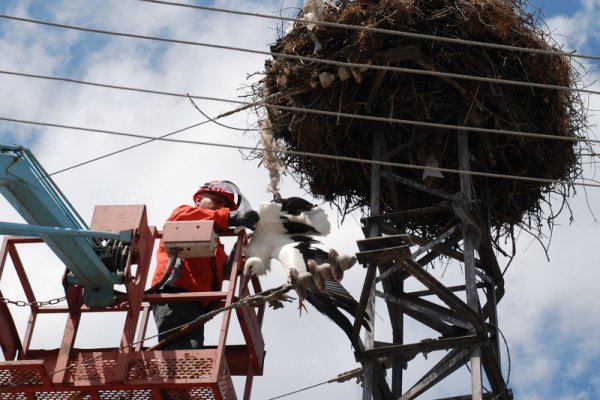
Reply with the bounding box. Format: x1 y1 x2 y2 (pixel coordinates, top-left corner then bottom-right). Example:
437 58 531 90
0 144 130 307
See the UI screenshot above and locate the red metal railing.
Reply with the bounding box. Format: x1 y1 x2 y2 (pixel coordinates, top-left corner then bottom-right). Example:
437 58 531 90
0 205 265 400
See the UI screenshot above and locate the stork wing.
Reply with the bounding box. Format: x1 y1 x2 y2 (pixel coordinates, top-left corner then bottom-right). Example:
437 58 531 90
282 220 320 235
306 279 371 342
292 240 329 264
279 197 315 215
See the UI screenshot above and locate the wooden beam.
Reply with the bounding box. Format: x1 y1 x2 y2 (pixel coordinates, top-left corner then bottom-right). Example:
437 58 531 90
376 291 471 332
363 130 384 400
361 203 452 224
481 345 512 400
433 392 512 400
362 335 486 359
357 234 412 251
410 233 488 271
407 283 486 298
409 225 460 261
401 348 472 399
357 245 411 266
377 261 407 397
381 170 453 200
401 259 484 335
458 129 483 400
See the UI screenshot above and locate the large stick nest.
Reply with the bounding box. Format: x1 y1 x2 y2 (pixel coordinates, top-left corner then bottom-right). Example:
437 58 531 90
253 0 587 244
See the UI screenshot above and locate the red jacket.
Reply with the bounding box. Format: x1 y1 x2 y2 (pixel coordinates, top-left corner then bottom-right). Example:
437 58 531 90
151 205 230 300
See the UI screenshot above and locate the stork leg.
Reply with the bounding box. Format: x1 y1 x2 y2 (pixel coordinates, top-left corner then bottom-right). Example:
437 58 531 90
338 253 357 271
297 299 308 315
307 259 325 292
288 268 308 315
328 248 344 281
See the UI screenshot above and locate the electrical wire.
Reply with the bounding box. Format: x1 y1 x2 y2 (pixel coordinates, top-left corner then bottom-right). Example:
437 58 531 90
266 367 362 399
269 103 595 144
30 117 214 176
0 69 596 145
0 69 227 103
1 12 596 184
266 379 331 399
135 0 600 63
496 325 512 392
2 116 600 188
1 14 599 96
467 322 512 399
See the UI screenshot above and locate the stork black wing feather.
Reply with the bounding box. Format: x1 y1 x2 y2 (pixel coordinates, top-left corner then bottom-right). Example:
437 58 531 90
293 241 329 264
289 235 319 244
305 280 371 342
322 280 370 327
305 290 356 341
282 220 319 234
279 197 315 215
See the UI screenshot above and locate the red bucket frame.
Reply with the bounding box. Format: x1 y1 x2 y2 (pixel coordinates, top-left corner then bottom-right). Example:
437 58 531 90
0 205 265 400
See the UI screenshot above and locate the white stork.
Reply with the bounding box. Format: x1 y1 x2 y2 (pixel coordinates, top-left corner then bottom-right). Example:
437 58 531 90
242 197 369 340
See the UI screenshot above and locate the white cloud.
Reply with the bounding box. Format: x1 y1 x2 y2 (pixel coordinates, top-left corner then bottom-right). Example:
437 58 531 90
546 0 600 52
2 0 600 399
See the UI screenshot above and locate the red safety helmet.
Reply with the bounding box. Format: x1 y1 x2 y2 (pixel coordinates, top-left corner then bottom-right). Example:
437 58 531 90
193 180 251 211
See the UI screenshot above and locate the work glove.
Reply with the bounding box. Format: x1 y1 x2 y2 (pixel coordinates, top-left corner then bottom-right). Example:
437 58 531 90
228 210 260 230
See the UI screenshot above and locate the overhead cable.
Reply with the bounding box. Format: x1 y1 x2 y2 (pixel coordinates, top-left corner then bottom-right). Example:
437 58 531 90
1 14 598 96
2 116 599 188
0 69 221 102
0 69 595 145
24 117 213 175
268 103 594 144
136 0 600 62
266 368 362 400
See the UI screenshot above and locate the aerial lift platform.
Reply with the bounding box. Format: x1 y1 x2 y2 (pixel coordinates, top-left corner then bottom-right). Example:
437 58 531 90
0 144 265 399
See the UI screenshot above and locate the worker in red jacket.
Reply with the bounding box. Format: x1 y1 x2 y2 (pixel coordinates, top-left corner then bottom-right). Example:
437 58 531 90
151 180 259 349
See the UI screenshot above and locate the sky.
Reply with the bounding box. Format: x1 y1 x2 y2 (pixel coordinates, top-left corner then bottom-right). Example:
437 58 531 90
0 1 599 399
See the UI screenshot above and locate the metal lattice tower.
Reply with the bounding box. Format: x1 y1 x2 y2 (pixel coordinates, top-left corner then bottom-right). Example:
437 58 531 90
351 132 512 400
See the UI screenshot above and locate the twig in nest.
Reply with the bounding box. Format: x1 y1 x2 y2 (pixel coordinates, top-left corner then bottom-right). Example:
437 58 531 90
187 93 255 132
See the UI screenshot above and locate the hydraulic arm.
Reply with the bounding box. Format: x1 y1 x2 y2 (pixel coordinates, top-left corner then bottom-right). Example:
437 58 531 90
0 144 128 306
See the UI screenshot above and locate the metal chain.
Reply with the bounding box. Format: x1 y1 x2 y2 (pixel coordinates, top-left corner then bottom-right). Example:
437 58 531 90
0 295 66 307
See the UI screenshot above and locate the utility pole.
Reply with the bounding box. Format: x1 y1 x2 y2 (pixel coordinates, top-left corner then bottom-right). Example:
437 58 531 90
353 132 511 399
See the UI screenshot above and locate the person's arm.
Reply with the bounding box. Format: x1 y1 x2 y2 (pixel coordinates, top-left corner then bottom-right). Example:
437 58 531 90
168 205 230 230
170 205 259 230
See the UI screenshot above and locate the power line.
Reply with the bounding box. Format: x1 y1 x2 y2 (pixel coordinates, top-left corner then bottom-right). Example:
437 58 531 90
0 69 595 145
268 103 595 144
265 367 362 399
2 116 599 188
0 69 227 103
136 0 600 63
1 14 599 96
266 379 330 400
29 118 213 175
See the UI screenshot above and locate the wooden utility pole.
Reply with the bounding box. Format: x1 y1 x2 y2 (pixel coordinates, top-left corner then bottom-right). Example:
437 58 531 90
458 130 483 400
353 132 512 399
